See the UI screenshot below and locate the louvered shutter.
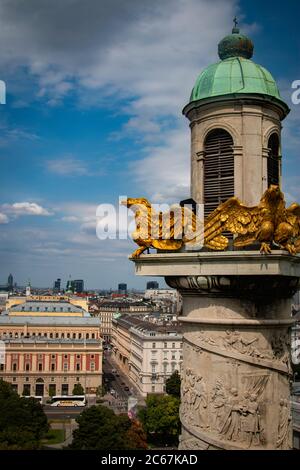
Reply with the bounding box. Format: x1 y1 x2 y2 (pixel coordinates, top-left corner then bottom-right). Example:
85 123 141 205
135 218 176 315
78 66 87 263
267 134 279 187
204 129 234 217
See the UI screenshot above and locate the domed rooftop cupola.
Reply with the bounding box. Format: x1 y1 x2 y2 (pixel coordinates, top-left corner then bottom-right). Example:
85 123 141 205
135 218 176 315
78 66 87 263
186 18 289 118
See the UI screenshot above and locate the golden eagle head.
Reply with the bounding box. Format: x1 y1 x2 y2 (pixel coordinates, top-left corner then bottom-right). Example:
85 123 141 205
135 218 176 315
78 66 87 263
265 185 284 203
120 197 151 210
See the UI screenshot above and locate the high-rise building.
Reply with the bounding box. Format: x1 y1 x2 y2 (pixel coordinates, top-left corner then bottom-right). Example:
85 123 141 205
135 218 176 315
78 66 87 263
53 278 61 292
118 283 127 295
7 274 13 290
146 281 159 290
73 279 84 293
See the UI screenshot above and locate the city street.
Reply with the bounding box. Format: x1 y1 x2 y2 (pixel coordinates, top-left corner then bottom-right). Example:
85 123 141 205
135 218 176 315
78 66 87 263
103 350 145 406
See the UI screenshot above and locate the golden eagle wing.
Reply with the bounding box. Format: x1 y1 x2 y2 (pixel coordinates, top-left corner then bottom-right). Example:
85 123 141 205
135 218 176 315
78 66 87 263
286 203 300 252
204 197 261 250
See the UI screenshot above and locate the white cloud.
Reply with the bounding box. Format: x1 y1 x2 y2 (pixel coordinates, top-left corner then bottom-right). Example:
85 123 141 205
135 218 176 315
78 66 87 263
46 157 90 176
0 212 9 224
2 202 52 217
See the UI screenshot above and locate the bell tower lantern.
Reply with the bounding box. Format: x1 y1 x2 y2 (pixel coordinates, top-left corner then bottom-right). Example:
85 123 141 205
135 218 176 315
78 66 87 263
183 21 289 213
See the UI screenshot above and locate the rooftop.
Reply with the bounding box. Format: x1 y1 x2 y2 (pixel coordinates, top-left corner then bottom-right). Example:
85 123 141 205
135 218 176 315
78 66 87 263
0 315 100 326
9 300 85 314
113 314 181 336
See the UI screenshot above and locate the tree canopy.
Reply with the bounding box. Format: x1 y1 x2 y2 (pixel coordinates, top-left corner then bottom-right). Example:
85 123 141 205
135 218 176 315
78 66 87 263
166 370 181 397
69 405 147 450
0 380 49 449
138 394 180 446
72 383 84 395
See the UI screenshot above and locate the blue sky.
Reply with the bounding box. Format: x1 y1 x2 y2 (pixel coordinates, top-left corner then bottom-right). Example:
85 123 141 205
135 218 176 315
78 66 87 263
0 0 300 289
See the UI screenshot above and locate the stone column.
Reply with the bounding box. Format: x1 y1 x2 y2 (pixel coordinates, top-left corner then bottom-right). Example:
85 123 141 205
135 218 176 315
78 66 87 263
166 275 295 450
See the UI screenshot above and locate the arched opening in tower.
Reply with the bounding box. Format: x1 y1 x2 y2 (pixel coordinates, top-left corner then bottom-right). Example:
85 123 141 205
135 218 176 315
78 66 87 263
267 133 280 187
204 128 234 217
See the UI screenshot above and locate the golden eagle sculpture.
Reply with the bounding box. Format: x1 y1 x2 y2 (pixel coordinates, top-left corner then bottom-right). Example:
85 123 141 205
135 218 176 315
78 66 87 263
121 197 203 258
122 186 300 258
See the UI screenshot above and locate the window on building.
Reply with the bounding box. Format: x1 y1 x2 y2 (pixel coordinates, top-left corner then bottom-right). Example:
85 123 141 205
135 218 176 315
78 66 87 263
49 384 56 396
76 363 80 371
38 363 43 371
163 364 167 374
164 342 167 348
91 355 95 359
91 334 95 339
76 355 81 359
172 353 176 360
204 128 234 217
25 363 30 371
90 362 95 371
25 377 29 382
73 333 76 339
86 333 89 339
152 365 156 373
51 363 55 371
152 343 156 348
78 333 82 339
50 333 53 338
62 384 69 396
172 343 175 348
268 133 280 186
0 364 4 371
12 377 16 382
67 333 70 338
23 384 30 396
63 363 68 371
12 363 17 371
64 354 68 359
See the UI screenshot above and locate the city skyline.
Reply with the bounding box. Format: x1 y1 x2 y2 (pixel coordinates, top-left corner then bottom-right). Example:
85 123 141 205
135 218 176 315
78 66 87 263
1 0 300 288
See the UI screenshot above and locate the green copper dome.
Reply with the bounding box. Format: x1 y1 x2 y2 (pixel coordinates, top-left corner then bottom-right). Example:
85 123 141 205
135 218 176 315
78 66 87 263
187 24 288 116
190 57 281 101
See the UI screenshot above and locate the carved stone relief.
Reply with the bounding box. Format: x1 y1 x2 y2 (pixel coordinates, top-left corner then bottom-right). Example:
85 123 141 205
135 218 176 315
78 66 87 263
276 398 292 449
195 328 291 370
180 366 270 448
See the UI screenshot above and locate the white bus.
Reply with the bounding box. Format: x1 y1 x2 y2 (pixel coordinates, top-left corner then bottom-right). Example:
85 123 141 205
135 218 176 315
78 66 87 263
50 395 86 407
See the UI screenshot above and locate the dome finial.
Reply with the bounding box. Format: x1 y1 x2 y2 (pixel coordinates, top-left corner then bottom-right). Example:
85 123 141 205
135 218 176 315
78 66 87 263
232 16 239 34
218 19 254 60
